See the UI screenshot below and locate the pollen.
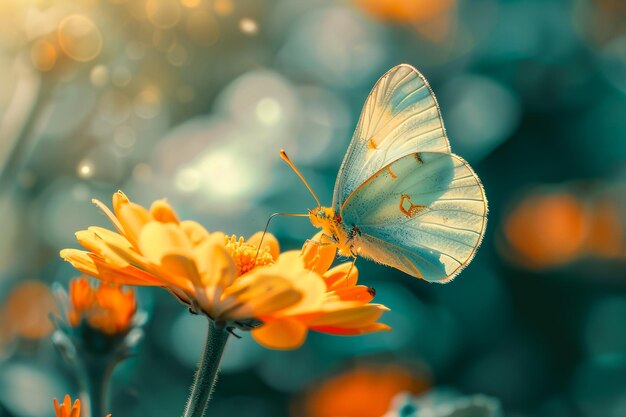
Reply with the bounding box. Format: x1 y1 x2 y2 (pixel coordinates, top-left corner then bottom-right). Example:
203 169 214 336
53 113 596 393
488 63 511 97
224 235 274 276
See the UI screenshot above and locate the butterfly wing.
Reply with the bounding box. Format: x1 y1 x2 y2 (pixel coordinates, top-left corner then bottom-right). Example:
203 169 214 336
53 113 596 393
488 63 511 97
341 152 487 282
332 64 450 212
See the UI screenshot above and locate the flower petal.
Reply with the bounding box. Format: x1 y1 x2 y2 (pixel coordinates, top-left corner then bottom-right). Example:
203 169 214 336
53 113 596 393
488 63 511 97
301 232 336 273
222 275 302 319
180 220 212 246
60 249 162 286
332 285 376 303
113 191 151 247
323 262 358 290
310 322 391 335
138 221 193 265
306 304 389 328
252 317 308 349
247 232 280 261
150 199 180 223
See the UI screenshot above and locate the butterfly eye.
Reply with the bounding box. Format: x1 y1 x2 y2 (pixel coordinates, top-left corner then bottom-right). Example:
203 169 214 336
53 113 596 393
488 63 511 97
317 210 326 219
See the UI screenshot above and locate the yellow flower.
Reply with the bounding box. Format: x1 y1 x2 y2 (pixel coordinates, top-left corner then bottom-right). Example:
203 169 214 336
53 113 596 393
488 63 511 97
53 395 112 417
61 191 389 349
68 277 136 335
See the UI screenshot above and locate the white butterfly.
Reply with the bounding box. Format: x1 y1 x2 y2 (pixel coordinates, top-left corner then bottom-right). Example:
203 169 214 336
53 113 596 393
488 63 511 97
283 64 488 282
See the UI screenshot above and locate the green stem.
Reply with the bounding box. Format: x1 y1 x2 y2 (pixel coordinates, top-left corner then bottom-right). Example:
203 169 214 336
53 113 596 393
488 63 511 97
183 319 230 417
80 356 115 417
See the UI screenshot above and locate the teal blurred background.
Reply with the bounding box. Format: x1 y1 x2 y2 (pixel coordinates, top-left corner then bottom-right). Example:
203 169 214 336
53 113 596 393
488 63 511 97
1 0 626 416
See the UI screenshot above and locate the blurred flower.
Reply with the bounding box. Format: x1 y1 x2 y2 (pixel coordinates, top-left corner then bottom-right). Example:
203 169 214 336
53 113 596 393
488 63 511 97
1 280 58 341
68 277 136 335
354 0 456 23
383 390 502 417
298 364 429 417
53 395 81 417
61 191 389 349
53 395 111 417
501 184 626 270
51 277 144 417
502 191 587 268
353 0 457 42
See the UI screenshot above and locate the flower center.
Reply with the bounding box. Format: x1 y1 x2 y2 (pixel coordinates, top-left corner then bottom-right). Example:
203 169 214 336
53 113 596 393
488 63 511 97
224 235 274 276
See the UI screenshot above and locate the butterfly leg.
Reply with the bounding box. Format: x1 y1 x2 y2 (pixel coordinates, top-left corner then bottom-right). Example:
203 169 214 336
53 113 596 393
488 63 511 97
345 254 358 287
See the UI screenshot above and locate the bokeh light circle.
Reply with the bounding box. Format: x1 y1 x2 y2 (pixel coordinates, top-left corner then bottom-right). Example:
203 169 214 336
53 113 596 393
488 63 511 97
57 15 103 62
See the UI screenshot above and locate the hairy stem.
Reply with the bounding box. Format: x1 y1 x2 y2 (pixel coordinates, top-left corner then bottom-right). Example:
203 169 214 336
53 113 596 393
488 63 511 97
183 319 230 417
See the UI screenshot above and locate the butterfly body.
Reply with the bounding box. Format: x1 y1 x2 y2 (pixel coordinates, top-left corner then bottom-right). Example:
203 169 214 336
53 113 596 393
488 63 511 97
302 64 488 282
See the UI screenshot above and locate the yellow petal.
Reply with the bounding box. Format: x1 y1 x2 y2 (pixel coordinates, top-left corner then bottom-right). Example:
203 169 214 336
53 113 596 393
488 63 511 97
301 231 336 273
199 243 236 289
246 232 280 261
221 275 302 319
138 221 193 265
252 317 308 349
92 198 125 236
150 199 180 223
113 191 150 247
323 262 358 290
254 253 327 315
180 220 211 246
161 253 202 285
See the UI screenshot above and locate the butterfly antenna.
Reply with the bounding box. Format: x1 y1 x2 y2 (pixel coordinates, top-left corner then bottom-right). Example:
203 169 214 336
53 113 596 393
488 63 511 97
280 149 321 208
254 211 308 262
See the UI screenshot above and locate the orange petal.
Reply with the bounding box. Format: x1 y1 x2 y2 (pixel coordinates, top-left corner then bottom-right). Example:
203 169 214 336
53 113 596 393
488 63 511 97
76 229 130 268
252 317 308 349
113 191 151 247
150 199 180 223
53 398 61 417
60 249 163 286
332 285 376 303
306 304 389 328
323 262 358 290
310 322 391 335
301 232 336 273
88 226 147 268
247 232 280 261
69 399 80 417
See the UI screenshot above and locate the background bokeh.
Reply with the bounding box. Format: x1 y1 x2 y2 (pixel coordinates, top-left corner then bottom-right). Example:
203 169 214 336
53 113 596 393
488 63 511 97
1 0 626 416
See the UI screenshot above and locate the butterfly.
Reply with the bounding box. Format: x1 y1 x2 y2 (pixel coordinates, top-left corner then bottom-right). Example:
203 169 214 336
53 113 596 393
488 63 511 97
281 64 488 282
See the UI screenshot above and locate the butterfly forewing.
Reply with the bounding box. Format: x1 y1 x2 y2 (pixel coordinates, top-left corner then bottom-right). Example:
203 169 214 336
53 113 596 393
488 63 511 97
341 152 487 282
332 64 450 212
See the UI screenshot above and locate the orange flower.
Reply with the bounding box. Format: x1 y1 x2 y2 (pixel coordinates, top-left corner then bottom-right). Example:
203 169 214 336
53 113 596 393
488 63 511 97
355 0 456 22
61 192 389 349
298 365 429 417
68 277 136 335
252 232 391 349
53 395 111 417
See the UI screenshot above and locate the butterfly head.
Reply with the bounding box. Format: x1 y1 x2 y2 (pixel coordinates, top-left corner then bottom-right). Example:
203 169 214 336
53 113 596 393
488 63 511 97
308 207 337 229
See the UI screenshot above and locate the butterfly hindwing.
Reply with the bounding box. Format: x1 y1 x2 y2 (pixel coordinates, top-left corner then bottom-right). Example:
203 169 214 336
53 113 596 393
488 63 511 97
340 152 487 282
332 64 450 212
